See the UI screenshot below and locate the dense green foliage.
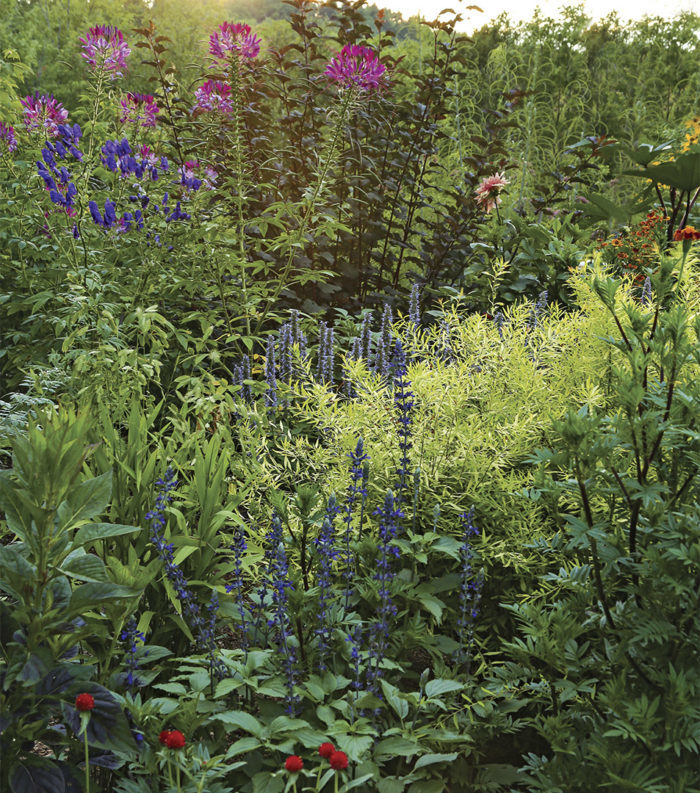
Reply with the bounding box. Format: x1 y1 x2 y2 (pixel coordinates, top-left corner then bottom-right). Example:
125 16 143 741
1 1 700 791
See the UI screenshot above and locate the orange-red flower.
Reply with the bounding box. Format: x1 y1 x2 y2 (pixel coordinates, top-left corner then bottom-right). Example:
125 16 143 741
673 226 700 241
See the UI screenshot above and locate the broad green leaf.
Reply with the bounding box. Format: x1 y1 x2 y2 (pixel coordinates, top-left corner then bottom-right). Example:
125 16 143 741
57 471 112 529
73 523 141 547
214 710 264 737
61 553 108 582
67 582 140 614
425 679 463 699
414 753 459 769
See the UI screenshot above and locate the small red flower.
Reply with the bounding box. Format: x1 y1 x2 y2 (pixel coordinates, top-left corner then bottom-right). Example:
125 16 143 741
285 755 304 773
329 750 349 770
164 730 186 749
319 742 335 759
75 693 95 712
159 730 172 746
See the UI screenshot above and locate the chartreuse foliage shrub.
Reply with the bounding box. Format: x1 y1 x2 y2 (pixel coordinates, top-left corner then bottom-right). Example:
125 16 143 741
468 255 700 791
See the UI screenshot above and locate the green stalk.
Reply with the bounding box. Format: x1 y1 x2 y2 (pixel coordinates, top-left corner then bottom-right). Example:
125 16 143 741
229 55 252 340
253 88 356 337
83 728 90 793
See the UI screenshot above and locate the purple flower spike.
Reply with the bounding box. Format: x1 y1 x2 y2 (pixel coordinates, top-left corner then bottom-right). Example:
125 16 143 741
79 25 130 77
324 45 386 92
194 80 234 114
21 93 69 138
0 122 17 153
120 93 159 127
209 21 261 62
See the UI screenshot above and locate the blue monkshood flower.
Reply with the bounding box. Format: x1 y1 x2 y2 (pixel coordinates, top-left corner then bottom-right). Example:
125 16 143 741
341 439 370 612
367 490 403 695
391 340 414 505
56 123 83 160
225 525 249 653
452 507 484 673
120 616 146 690
265 335 278 409
315 495 340 671
37 161 57 191
165 200 190 222
409 283 421 327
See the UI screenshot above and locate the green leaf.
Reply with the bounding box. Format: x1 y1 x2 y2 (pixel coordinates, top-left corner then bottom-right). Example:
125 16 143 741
225 737 262 758
335 734 374 761
252 772 284 793
374 736 421 758
407 781 445 793
10 757 66 793
61 553 108 582
73 523 141 547
378 779 407 793
67 582 140 614
414 753 458 769
214 710 264 737
425 679 463 698
58 471 112 529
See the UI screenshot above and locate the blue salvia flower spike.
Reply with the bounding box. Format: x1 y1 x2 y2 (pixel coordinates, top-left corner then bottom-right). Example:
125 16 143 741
367 490 403 695
317 320 327 382
265 335 278 409
392 340 415 506
409 283 421 327
342 439 370 612
225 525 249 655
453 507 484 675
120 616 146 691
360 310 373 364
315 495 340 671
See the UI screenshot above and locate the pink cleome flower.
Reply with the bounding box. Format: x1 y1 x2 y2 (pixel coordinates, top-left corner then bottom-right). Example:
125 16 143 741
324 45 386 92
79 25 130 77
0 122 17 153
194 80 234 114
475 172 509 212
21 93 69 137
120 93 159 128
209 21 261 62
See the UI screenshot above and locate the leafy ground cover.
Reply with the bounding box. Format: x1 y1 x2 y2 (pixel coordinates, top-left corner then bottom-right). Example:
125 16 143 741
1 2 700 792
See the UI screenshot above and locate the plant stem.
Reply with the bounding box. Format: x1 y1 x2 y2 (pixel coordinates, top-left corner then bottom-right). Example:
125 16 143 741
83 729 90 793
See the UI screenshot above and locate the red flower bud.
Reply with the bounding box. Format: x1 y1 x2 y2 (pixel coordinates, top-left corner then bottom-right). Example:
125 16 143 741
319 742 335 759
165 730 186 749
285 755 304 773
329 750 349 770
75 693 95 712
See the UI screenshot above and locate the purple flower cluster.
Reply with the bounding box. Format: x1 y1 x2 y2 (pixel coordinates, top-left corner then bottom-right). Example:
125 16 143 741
179 160 217 192
79 25 131 77
194 80 234 115
0 122 17 153
209 21 261 62
120 92 159 127
21 93 69 137
317 321 335 384
324 45 386 92
265 335 278 409
409 283 422 327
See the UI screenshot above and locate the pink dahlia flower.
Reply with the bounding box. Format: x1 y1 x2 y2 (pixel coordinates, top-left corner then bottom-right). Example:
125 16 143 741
79 25 130 77
475 172 509 212
194 80 233 114
0 122 17 153
209 21 261 62
324 45 386 92
21 93 69 137
120 93 159 127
